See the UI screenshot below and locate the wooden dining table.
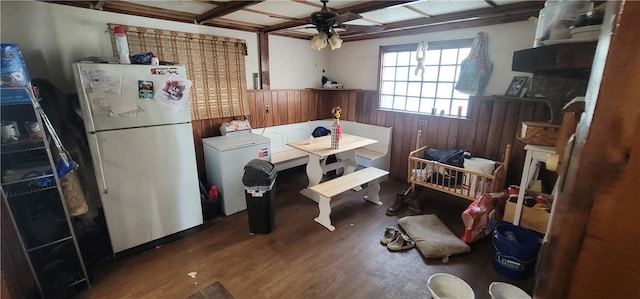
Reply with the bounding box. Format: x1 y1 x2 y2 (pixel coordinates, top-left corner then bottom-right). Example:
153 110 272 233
287 133 378 202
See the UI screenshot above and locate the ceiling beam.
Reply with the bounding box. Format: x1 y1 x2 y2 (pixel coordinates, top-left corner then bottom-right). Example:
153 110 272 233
343 11 539 42
195 1 264 24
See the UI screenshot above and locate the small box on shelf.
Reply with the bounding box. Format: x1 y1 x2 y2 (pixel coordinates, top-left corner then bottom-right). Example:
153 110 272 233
519 121 561 146
504 201 550 234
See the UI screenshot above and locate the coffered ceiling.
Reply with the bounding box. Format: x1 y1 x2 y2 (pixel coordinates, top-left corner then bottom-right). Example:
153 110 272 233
43 0 544 41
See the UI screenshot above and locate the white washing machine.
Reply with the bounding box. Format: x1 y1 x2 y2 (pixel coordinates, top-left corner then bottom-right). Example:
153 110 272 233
203 132 270 216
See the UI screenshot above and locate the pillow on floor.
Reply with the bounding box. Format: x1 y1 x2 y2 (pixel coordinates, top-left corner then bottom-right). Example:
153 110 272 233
398 214 470 261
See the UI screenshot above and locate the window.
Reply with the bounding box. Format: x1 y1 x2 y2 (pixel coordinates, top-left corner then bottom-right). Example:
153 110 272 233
379 39 473 117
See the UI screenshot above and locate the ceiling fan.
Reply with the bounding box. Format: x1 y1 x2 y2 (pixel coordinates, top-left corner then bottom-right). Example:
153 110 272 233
308 0 383 35
306 0 383 50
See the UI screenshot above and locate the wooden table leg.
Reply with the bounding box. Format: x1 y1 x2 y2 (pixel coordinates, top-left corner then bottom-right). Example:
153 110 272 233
314 195 335 231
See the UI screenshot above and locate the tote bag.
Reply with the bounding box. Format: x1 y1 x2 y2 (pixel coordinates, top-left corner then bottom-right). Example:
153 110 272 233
455 32 493 95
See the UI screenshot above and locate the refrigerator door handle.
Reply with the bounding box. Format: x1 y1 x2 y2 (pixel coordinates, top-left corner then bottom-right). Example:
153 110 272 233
88 133 108 194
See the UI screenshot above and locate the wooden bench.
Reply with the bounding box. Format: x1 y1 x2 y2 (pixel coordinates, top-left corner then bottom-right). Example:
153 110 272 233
253 122 310 171
309 167 389 231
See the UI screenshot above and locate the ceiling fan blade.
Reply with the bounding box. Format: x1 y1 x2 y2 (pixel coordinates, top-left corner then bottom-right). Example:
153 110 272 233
327 12 362 25
340 24 385 33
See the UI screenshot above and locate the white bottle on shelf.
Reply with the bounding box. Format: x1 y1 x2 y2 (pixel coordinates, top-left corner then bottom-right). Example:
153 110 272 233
150 54 159 65
114 26 131 64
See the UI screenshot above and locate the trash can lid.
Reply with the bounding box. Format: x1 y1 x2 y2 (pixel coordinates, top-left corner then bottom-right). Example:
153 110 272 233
244 159 276 175
243 159 277 187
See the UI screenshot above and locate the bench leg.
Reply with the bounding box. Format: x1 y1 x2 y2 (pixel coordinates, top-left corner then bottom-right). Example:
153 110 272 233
364 180 383 205
314 195 335 231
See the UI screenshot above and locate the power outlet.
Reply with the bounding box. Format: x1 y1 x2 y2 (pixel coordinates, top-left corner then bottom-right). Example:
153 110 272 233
265 104 270 113
418 120 427 125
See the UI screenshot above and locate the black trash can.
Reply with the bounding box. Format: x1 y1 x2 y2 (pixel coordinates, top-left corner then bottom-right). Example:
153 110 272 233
242 159 277 234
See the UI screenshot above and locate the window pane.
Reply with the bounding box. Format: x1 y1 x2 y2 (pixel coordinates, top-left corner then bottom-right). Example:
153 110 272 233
457 48 471 63
424 49 440 65
382 67 396 80
436 82 454 98
452 99 468 117
453 88 469 99
438 66 456 82
419 98 435 113
406 97 420 112
394 82 408 96
383 52 397 66
407 82 421 97
423 66 439 81
395 67 409 81
441 48 459 64
435 99 452 115
421 82 437 98
409 66 423 81
382 81 395 94
455 65 462 81
397 51 412 66
393 96 406 110
381 95 394 109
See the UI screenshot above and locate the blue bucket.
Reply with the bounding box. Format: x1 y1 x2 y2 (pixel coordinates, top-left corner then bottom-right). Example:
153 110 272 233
493 223 542 280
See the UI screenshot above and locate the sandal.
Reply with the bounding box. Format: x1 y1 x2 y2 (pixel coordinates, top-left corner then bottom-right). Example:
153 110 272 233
387 234 416 251
380 227 401 245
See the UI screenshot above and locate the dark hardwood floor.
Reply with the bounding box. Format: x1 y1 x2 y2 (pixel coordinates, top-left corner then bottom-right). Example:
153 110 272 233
75 166 535 299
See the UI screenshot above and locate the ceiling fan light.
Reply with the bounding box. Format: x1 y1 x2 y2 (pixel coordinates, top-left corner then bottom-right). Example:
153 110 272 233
310 32 328 50
328 33 343 50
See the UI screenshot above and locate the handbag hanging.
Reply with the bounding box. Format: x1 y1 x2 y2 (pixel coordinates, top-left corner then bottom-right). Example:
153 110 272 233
455 32 493 95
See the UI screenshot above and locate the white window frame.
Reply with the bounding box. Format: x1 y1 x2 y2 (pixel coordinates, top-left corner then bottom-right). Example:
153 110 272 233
378 39 474 117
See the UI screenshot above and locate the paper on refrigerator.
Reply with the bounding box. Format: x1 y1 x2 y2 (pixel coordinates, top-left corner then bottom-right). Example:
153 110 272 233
154 73 192 111
83 69 138 117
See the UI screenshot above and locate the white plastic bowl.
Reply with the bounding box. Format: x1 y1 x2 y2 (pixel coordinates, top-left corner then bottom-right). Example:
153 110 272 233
427 273 475 299
488 282 531 299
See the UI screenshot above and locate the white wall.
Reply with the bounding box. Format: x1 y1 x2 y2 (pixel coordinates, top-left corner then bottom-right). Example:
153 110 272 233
268 35 331 89
1 1 535 96
330 21 536 96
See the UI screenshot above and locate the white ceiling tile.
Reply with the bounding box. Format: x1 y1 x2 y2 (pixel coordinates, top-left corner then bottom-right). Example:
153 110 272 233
410 0 491 16
360 6 425 24
492 0 528 6
250 1 317 19
223 10 293 26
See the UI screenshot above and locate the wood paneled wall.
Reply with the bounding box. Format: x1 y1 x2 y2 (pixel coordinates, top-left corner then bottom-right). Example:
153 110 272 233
192 90 550 188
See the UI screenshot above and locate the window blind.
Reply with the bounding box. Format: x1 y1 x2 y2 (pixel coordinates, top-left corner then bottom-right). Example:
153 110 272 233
108 24 249 120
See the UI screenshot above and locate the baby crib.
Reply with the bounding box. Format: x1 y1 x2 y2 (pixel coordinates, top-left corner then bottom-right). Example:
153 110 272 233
407 130 511 201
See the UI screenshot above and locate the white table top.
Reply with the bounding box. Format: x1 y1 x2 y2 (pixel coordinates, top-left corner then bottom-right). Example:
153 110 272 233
287 133 377 157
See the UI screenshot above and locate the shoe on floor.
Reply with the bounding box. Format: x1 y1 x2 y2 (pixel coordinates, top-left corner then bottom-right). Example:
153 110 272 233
386 194 407 216
405 194 423 213
380 227 401 245
387 234 416 251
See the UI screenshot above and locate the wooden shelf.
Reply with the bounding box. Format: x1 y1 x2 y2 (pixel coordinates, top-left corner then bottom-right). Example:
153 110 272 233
512 42 597 74
473 95 549 104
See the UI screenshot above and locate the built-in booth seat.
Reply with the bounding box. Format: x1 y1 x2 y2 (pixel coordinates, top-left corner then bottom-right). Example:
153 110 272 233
252 120 392 172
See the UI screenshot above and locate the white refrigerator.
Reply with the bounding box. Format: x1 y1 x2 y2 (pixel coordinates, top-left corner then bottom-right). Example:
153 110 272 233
72 63 202 253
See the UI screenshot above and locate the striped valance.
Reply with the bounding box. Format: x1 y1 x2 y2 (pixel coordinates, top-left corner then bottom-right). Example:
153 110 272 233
108 24 249 120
